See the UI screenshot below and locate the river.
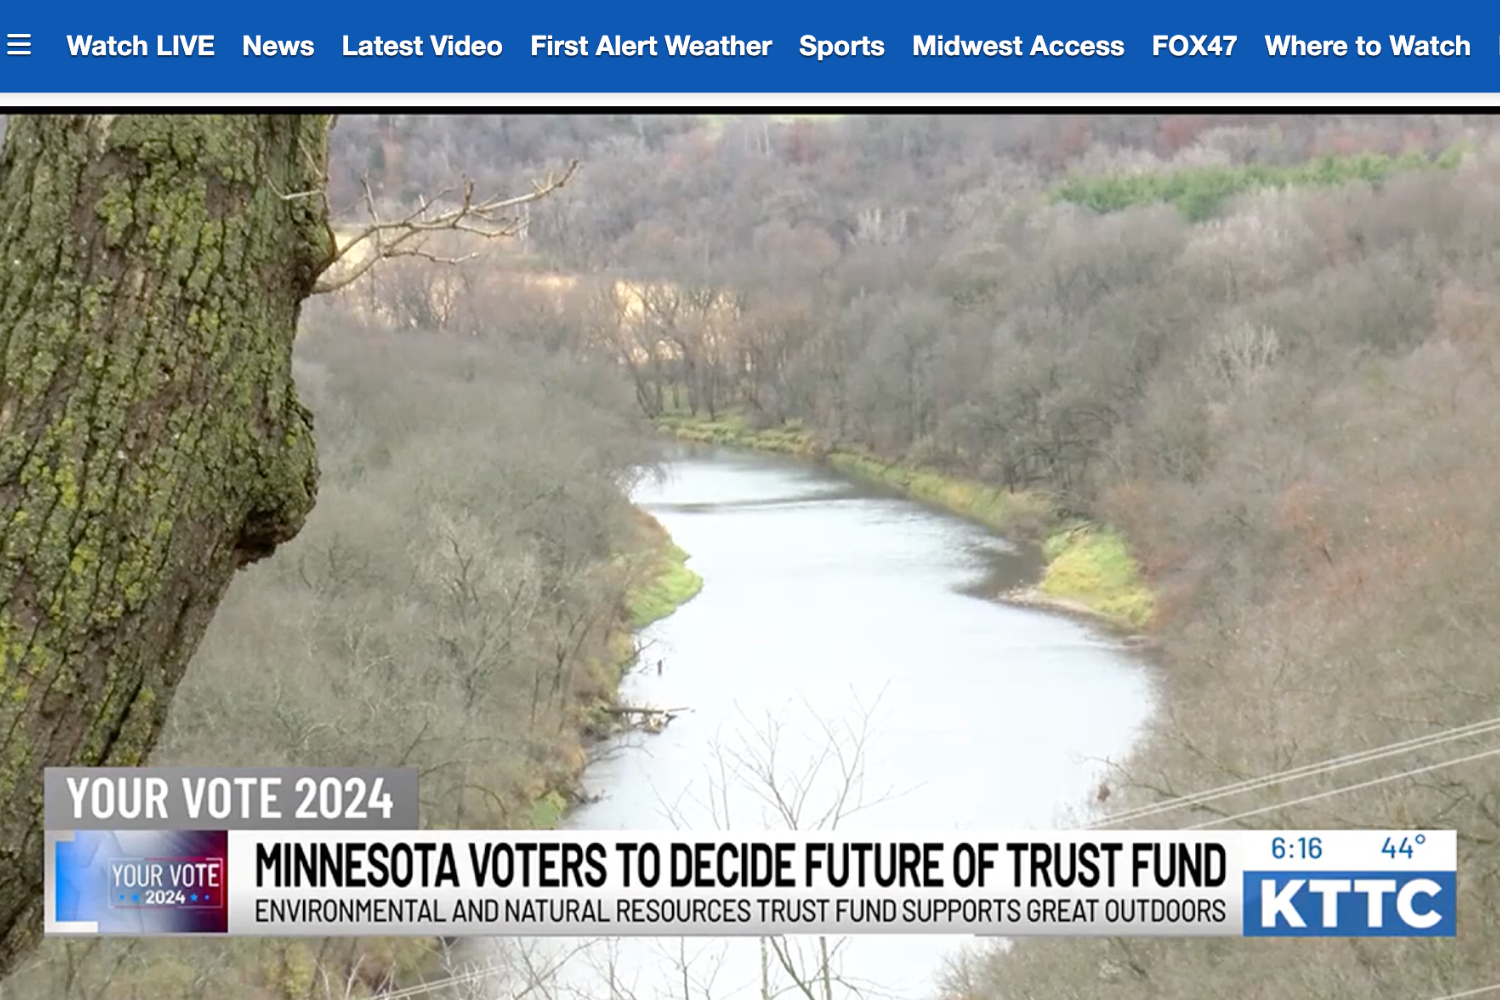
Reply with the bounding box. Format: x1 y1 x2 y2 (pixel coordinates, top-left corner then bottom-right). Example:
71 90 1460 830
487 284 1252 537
487 445 1154 1000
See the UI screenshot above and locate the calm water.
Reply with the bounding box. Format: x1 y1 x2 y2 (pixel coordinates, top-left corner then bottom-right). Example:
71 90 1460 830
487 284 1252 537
488 446 1154 1000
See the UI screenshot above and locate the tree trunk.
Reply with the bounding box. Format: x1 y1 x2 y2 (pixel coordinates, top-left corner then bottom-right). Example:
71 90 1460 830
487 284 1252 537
0 114 333 976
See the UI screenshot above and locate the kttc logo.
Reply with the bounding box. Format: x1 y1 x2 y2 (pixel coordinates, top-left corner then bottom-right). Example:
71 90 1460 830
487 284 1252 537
1242 871 1456 936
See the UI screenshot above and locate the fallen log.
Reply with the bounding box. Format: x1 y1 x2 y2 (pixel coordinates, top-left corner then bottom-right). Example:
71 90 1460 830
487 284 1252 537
601 705 691 716
601 705 691 734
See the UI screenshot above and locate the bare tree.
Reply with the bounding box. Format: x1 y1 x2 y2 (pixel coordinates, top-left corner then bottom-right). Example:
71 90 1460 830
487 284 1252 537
643 689 909 1000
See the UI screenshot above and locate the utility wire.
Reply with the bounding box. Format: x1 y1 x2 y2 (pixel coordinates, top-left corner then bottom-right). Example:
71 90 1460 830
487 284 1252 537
1186 744 1500 829
372 961 504 999
1415 983 1500 1000
1093 714 1500 827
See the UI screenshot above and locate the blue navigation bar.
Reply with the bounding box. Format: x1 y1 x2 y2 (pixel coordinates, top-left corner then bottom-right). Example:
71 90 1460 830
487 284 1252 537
0 0 1494 92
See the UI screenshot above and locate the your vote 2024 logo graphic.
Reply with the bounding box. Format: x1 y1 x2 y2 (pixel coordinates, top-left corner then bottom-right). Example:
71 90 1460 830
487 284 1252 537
53 830 230 934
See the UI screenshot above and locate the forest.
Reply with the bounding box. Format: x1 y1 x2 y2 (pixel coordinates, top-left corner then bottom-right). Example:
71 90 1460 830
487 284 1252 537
2 113 1498 1000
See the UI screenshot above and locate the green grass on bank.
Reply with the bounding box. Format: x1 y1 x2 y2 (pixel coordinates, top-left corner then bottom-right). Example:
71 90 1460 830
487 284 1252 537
659 412 1152 630
1039 523 1154 629
656 411 819 455
1053 145 1467 222
627 538 705 629
529 789 571 829
826 451 1054 539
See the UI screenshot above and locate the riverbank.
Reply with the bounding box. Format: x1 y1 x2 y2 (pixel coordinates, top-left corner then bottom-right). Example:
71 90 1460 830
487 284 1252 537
532 509 704 828
626 513 705 629
281 517 703 995
656 413 1151 632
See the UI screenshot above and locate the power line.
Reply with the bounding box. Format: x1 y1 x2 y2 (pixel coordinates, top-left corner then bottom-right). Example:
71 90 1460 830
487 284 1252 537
1098 715 1500 825
371 946 597 1000
1416 983 1500 1000
1186 744 1500 830
371 961 505 1000
1094 714 1500 828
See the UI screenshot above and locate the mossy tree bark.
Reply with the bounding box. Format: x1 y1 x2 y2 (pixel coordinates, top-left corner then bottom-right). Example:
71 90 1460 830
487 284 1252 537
0 115 334 976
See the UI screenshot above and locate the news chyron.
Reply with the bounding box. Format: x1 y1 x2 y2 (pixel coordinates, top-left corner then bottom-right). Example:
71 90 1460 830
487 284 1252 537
43 768 1454 939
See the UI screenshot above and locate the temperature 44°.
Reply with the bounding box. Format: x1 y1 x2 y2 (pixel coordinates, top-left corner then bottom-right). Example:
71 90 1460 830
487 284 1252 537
1382 834 1427 859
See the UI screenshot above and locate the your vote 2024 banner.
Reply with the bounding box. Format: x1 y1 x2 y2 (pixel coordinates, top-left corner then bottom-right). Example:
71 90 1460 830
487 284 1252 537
45 829 1458 939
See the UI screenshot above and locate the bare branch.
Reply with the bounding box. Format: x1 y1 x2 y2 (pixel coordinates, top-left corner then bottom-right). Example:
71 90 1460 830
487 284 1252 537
313 160 581 294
